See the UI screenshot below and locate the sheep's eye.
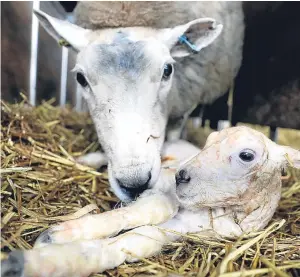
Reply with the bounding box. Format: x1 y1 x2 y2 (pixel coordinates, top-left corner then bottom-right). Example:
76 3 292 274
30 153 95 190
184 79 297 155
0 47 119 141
239 150 255 162
162 64 173 80
76 72 88 87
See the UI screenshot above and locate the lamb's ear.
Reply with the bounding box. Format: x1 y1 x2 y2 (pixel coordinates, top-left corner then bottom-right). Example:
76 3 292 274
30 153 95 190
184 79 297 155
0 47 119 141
158 18 223 58
33 9 91 52
280 146 300 169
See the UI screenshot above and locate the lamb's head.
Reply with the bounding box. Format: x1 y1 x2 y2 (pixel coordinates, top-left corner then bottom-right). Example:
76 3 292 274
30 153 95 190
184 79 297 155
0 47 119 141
176 126 300 211
34 10 222 202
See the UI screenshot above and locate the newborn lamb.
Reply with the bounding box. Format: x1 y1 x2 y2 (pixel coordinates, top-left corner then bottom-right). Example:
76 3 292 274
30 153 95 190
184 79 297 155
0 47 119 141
2 126 299 277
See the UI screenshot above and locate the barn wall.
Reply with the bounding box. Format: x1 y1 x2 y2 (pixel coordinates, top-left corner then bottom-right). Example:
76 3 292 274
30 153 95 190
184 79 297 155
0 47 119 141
1 1 76 105
232 1 300 130
191 2 300 131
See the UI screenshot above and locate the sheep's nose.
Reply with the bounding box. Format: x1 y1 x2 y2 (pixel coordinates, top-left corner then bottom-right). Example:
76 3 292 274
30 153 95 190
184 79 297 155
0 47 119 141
117 172 152 199
175 169 191 186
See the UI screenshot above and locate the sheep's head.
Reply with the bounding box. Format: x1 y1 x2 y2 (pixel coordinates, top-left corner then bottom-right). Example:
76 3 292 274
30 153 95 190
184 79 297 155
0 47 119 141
33 9 223 202
176 126 300 211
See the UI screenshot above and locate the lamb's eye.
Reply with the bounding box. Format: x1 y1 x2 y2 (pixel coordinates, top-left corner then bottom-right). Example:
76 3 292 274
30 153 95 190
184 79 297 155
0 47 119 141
76 72 88 87
162 64 173 80
239 150 255 162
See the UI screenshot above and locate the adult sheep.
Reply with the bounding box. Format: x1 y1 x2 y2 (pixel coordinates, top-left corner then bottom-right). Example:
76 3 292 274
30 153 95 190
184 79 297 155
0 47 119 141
33 2 244 202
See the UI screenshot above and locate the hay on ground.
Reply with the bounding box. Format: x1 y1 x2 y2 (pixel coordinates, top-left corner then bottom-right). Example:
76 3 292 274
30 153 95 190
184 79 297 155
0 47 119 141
1 96 300 277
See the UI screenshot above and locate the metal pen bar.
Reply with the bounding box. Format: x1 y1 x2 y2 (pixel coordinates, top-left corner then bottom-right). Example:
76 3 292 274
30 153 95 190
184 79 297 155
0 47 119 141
29 0 40 106
75 86 82 111
60 46 69 106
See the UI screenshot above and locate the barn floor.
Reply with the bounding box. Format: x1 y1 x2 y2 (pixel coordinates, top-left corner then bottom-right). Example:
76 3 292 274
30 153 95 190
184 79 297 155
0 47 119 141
1 97 300 277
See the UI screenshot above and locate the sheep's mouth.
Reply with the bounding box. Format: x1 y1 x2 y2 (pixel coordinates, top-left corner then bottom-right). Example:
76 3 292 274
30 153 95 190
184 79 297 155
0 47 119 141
119 183 149 200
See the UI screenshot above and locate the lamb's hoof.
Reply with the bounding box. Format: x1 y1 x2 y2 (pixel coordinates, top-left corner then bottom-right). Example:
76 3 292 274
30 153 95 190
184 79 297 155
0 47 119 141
34 229 53 249
1 251 24 277
290 268 300 277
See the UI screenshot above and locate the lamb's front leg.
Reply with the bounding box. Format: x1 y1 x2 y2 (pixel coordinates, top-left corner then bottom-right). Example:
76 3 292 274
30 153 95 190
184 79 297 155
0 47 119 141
35 186 178 247
2 224 176 277
1 209 242 277
76 151 108 169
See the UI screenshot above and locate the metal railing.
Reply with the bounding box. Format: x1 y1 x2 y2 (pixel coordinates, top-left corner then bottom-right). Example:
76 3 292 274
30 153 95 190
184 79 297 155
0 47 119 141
29 0 40 107
29 0 82 111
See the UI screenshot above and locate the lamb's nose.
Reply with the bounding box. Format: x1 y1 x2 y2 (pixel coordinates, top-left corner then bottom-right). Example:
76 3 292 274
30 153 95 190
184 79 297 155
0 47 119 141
175 169 191 186
117 172 152 199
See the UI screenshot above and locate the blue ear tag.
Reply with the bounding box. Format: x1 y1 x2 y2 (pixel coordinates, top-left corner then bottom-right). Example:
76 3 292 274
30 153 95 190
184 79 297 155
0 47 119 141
178 35 199 53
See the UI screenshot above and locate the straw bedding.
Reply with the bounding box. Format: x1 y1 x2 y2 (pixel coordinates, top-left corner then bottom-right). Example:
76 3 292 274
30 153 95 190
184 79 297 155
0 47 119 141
1 96 299 277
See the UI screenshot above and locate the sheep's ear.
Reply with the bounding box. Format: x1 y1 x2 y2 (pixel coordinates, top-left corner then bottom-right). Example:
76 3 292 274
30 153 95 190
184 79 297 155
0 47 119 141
159 18 223 58
281 146 300 169
33 9 91 52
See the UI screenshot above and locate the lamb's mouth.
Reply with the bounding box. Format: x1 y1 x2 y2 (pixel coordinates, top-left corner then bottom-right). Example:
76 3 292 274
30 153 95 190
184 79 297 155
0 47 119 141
175 194 202 211
175 189 198 203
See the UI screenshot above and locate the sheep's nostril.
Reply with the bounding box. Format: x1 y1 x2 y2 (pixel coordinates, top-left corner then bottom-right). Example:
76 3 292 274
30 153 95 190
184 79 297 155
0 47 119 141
175 169 191 186
117 172 152 199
